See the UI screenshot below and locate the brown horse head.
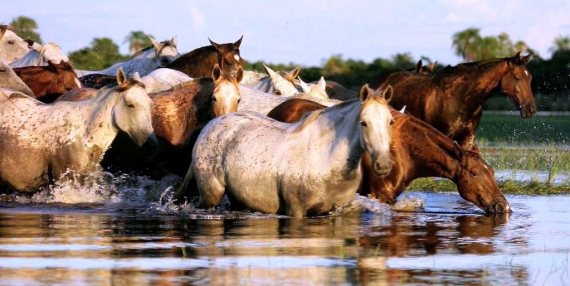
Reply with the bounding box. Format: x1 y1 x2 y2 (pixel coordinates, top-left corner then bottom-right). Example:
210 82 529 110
209 35 244 77
452 144 511 214
501 51 535 118
48 60 82 93
12 60 82 102
211 64 242 117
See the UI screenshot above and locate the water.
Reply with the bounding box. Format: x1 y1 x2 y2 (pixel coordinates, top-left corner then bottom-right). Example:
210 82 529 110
0 175 569 286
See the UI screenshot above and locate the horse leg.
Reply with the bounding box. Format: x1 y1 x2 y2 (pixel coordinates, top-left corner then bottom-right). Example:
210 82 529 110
173 166 200 204
196 174 226 210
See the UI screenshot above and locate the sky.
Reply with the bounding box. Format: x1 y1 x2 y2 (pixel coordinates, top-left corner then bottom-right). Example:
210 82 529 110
4 1 570 67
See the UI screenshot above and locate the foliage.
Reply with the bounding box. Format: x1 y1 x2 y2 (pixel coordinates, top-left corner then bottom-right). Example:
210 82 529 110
68 37 128 70
124 31 154 55
9 16 42 44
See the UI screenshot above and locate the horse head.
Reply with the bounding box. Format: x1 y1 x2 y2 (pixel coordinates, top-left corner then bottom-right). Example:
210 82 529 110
209 35 244 77
48 60 82 94
149 36 180 67
358 84 393 177
211 64 242 116
264 64 300 97
112 68 157 147
452 142 511 214
0 25 30 65
501 51 536 118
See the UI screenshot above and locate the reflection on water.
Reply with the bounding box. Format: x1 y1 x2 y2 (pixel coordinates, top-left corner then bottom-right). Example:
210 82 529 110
0 190 569 285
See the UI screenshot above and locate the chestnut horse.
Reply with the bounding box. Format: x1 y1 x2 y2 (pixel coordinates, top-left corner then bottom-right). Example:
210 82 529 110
101 65 243 177
266 98 511 214
166 36 244 78
368 52 535 151
13 60 82 103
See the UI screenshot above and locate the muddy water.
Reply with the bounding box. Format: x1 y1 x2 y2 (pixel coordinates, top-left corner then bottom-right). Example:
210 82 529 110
0 179 569 285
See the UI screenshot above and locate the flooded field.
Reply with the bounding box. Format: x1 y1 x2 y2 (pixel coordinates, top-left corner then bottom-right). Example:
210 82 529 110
0 177 569 285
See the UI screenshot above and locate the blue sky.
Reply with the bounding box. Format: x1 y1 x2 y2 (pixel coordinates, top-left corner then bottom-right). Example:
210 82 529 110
4 1 569 67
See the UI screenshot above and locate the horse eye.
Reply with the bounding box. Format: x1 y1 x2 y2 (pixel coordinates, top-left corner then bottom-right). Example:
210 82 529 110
390 119 395 125
126 102 135 108
237 99 241 104
470 171 478 177
360 121 368 127
0 68 5 72
211 96 217 102
515 76 521 81
7 40 14 45
275 90 282 95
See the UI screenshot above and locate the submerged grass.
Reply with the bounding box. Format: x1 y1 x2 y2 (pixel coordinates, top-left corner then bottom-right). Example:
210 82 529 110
407 178 570 196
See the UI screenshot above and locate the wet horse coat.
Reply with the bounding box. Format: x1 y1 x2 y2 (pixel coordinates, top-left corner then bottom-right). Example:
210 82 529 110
0 69 156 193
368 52 535 151
176 85 393 217
266 98 511 214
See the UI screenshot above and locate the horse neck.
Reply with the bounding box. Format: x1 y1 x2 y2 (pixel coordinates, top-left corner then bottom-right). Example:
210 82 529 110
438 60 509 105
398 117 459 180
81 88 123 148
298 99 363 164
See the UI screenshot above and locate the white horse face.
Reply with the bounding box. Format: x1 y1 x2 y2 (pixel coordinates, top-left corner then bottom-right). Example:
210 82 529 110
0 29 29 65
112 74 155 146
264 65 299 97
149 36 180 67
358 85 393 176
211 65 242 116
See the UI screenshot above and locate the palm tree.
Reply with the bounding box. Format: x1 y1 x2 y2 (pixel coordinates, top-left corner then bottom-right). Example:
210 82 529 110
123 31 153 55
550 35 570 53
451 28 481 61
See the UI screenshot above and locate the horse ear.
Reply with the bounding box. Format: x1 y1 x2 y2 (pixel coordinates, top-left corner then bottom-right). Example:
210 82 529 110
211 64 222 81
399 105 406 114
46 60 57 72
290 66 301 78
234 35 243 49
382 85 393 102
132 72 142 82
522 52 533 64
359 84 372 102
428 61 437 72
415 60 423 73
235 66 244 83
298 77 311 93
149 37 161 51
116 68 127 85
264 64 279 79
171 36 178 48
209 38 222 51
318 76 326 91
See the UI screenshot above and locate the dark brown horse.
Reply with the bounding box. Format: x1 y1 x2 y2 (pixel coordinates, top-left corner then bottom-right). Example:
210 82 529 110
12 60 82 103
79 73 117 89
368 52 535 151
102 65 243 177
266 98 511 214
166 36 244 78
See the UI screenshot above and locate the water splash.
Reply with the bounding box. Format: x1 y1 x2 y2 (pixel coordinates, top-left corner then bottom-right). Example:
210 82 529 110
352 194 392 215
391 193 426 212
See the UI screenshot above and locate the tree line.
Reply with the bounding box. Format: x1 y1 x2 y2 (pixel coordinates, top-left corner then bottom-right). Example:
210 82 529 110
8 16 570 111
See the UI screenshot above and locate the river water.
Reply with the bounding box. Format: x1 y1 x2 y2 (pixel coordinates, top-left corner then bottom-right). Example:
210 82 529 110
0 174 569 286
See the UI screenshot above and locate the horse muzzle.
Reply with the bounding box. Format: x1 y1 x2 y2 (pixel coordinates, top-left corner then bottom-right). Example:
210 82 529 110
487 202 512 214
519 103 537 118
372 160 392 177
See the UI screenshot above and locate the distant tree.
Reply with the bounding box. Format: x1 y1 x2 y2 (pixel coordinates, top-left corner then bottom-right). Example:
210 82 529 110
452 28 481 61
68 37 128 70
9 16 42 43
550 35 570 53
390 53 415 70
124 31 154 55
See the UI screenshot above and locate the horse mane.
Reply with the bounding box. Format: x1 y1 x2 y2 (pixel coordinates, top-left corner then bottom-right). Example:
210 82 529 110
130 39 176 59
38 43 61 57
0 25 9 38
436 57 505 78
97 78 145 94
168 77 212 91
292 108 326 133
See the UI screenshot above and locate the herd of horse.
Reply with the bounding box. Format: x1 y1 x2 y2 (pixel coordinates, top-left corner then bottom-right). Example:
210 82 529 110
0 24 536 217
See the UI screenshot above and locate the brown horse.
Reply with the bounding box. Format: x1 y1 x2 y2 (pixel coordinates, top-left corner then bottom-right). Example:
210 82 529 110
12 60 82 103
368 52 535 151
166 36 244 78
79 73 117 89
266 98 511 214
102 65 243 177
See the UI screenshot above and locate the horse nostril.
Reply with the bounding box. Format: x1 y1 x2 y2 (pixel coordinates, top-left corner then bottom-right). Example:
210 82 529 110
494 202 509 213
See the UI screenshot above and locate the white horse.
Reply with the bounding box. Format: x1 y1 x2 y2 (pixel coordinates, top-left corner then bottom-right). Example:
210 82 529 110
140 68 193 94
0 25 30 65
0 68 157 192
75 36 180 77
0 58 35 99
10 42 69 68
176 84 394 217
241 65 301 97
